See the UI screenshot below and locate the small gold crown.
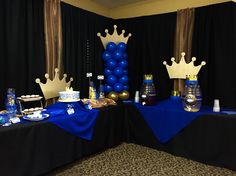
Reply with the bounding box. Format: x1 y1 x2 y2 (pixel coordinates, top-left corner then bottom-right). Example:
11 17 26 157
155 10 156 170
35 68 73 100
186 75 198 81
97 25 132 49
163 52 206 79
144 74 153 80
65 87 74 92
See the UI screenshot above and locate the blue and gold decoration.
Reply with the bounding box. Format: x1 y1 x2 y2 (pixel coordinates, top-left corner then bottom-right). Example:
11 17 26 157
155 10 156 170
97 25 132 101
163 52 206 107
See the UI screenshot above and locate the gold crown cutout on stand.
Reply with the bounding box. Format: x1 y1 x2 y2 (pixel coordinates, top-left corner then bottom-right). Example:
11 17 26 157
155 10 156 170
97 25 132 49
163 52 206 79
35 68 73 100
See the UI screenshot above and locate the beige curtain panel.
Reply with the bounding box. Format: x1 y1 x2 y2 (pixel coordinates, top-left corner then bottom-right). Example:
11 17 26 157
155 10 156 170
44 0 63 78
173 8 195 93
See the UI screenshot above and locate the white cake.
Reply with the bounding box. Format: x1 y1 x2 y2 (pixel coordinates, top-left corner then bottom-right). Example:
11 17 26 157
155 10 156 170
59 91 80 102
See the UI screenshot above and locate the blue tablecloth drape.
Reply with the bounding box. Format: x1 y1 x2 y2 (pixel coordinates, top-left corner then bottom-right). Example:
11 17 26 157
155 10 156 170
43 102 99 140
135 99 221 143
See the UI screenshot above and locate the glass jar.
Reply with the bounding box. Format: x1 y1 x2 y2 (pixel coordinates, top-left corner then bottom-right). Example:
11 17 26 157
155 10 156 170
5 88 17 118
140 74 156 105
182 75 202 112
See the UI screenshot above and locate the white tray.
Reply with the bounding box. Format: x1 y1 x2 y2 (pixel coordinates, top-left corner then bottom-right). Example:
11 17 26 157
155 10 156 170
23 114 49 121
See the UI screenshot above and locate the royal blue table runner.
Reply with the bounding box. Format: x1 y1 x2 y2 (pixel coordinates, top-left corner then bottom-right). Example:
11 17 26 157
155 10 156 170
42 102 99 140
134 99 220 143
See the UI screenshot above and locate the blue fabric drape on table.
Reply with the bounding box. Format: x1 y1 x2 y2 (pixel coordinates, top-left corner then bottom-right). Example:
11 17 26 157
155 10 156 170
134 99 221 143
44 102 99 140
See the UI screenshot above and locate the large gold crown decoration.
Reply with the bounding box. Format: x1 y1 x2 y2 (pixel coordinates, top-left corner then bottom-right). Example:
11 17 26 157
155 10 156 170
35 68 73 100
97 25 132 49
163 52 206 79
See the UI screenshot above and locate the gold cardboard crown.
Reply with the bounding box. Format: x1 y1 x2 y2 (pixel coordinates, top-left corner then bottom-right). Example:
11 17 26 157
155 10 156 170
97 25 132 49
35 68 73 100
163 52 206 79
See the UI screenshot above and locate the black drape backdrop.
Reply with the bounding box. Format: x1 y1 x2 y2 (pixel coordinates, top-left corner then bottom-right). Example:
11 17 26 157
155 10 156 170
1 1 236 109
61 3 113 98
61 2 176 99
192 2 236 108
0 0 45 109
116 13 176 99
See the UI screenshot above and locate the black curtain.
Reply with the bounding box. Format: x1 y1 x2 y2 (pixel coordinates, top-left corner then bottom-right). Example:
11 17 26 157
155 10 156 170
61 3 113 98
61 2 176 100
192 2 236 108
0 0 45 109
116 13 176 99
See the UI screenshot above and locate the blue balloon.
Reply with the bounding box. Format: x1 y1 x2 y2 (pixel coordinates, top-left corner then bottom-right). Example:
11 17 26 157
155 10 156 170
104 68 112 76
106 42 117 53
113 83 124 93
123 69 128 75
113 67 123 77
106 59 117 69
119 75 128 84
104 84 113 93
118 60 128 68
113 50 123 61
123 84 129 90
123 53 128 60
102 51 112 61
117 42 127 52
106 75 117 86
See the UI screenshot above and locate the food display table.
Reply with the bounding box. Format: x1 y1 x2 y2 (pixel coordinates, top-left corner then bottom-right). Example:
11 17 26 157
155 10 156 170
1 102 236 176
0 104 127 176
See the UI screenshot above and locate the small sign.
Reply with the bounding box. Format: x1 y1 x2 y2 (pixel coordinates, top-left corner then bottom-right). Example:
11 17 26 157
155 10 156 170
86 73 92 77
97 75 104 80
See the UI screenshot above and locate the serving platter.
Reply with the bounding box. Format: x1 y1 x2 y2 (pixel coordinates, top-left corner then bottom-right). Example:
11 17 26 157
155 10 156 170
23 114 49 121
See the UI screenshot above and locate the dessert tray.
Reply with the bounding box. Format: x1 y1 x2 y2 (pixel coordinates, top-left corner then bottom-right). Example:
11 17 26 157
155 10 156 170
23 113 49 121
18 95 43 102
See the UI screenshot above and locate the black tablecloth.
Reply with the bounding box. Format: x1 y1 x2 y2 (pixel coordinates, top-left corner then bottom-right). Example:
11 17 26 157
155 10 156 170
1 103 236 176
0 104 126 176
125 104 236 171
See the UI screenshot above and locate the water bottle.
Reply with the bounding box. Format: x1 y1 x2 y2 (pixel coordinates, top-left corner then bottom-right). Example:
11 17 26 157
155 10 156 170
89 81 97 100
5 88 17 118
97 75 105 99
140 74 157 105
98 84 105 99
182 75 202 112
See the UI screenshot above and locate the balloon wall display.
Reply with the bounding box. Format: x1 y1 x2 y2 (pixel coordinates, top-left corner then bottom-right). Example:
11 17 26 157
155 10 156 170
97 25 132 101
102 42 130 101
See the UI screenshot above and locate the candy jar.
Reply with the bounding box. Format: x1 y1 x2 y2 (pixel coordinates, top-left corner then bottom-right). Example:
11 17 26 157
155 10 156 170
182 75 202 112
5 88 17 118
140 74 157 105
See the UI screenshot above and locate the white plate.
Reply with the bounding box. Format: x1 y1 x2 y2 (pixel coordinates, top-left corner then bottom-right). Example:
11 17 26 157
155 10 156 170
23 114 49 121
58 99 80 102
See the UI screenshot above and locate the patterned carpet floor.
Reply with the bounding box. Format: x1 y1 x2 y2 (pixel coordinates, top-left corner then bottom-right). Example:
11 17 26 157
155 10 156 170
49 143 236 176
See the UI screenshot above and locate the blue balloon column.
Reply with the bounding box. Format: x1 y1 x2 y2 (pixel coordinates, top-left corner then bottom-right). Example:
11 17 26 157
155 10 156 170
103 42 129 100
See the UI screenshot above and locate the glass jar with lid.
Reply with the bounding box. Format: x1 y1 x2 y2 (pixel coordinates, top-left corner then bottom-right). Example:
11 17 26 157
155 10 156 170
182 75 202 112
5 88 17 118
140 74 157 105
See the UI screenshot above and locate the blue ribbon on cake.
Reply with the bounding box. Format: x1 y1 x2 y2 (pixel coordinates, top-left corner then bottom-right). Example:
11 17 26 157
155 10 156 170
134 99 221 143
44 102 99 140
